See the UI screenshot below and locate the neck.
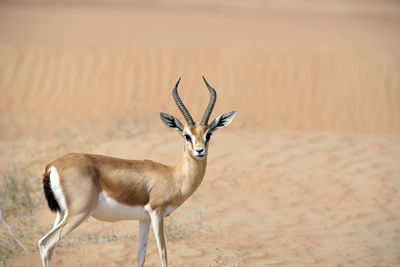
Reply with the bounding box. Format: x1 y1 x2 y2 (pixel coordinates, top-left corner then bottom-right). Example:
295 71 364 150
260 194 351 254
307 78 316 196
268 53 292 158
176 149 207 197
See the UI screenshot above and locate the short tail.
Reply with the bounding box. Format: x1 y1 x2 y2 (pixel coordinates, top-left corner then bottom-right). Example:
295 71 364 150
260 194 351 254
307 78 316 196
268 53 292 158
43 166 60 213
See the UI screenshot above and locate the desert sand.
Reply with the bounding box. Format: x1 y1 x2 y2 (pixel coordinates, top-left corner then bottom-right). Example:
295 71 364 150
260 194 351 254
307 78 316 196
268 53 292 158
1 0 400 266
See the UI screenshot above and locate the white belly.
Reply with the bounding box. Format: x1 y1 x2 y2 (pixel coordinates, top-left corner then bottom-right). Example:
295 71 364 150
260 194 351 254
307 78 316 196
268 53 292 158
92 192 149 222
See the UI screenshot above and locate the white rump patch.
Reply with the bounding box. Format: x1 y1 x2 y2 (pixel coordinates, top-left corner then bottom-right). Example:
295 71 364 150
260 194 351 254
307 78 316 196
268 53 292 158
49 166 67 211
92 192 149 222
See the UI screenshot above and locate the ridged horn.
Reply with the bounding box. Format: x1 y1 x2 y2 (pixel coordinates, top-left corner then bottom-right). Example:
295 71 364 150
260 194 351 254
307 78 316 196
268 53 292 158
172 77 195 126
200 76 217 125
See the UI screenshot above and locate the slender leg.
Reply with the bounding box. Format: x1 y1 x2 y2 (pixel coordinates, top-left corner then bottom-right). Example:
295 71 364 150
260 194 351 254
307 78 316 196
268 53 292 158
38 212 68 267
137 220 151 267
51 211 65 230
38 210 66 265
145 205 167 267
38 212 90 267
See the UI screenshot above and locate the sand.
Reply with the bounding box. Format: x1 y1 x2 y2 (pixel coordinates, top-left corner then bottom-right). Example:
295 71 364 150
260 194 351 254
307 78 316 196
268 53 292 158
6 130 400 266
1 0 400 266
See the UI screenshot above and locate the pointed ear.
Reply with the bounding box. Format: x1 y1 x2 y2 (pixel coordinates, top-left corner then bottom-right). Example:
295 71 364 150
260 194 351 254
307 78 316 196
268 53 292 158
160 112 184 133
209 111 236 132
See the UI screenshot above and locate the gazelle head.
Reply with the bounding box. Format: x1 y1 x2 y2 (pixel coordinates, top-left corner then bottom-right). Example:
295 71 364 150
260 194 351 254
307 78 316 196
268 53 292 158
160 77 236 160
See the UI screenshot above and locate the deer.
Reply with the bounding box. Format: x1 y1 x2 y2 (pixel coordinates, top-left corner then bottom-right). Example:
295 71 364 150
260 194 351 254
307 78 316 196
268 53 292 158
38 77 236 267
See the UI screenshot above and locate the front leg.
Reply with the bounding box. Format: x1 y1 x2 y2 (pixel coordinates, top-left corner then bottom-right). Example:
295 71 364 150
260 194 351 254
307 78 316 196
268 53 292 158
137 220 150 267
145 205 167 267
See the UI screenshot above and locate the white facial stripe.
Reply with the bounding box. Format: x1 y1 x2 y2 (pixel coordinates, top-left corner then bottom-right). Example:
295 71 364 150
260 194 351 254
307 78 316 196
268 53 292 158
184 130 195 141
184 130 197 148
203 130 211 142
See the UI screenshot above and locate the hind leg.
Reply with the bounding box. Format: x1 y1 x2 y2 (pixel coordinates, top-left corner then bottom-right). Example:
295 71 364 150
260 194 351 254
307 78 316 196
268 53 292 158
38 212 67 266
51 211 65 230
38 211 90 267
38 210 66 264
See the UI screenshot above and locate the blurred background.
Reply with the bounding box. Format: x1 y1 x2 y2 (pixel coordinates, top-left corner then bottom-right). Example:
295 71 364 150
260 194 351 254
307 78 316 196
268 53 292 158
1 0 399 140
1 0 400 266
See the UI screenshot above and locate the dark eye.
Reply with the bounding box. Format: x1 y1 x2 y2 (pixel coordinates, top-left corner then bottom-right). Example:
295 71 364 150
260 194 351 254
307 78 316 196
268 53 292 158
205 132 212 141
184 134 191 142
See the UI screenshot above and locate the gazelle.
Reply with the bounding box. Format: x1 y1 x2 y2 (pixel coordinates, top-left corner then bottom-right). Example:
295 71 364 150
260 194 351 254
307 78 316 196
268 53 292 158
38 77 236 267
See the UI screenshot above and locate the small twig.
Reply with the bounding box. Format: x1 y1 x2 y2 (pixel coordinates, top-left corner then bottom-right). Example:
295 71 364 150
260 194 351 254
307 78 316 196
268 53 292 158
0 208 27 251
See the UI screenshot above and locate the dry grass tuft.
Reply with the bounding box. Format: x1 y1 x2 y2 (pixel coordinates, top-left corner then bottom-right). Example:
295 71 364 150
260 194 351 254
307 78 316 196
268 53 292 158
0 166 41 263
0 166 41 218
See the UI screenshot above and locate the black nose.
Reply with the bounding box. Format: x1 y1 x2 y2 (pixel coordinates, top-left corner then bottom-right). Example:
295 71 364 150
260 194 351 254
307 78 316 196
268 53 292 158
196 148 204 153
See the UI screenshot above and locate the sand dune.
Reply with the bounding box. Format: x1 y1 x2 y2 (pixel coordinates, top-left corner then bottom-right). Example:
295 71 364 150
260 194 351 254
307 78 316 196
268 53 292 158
1 46 399 139
1 0 400 138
